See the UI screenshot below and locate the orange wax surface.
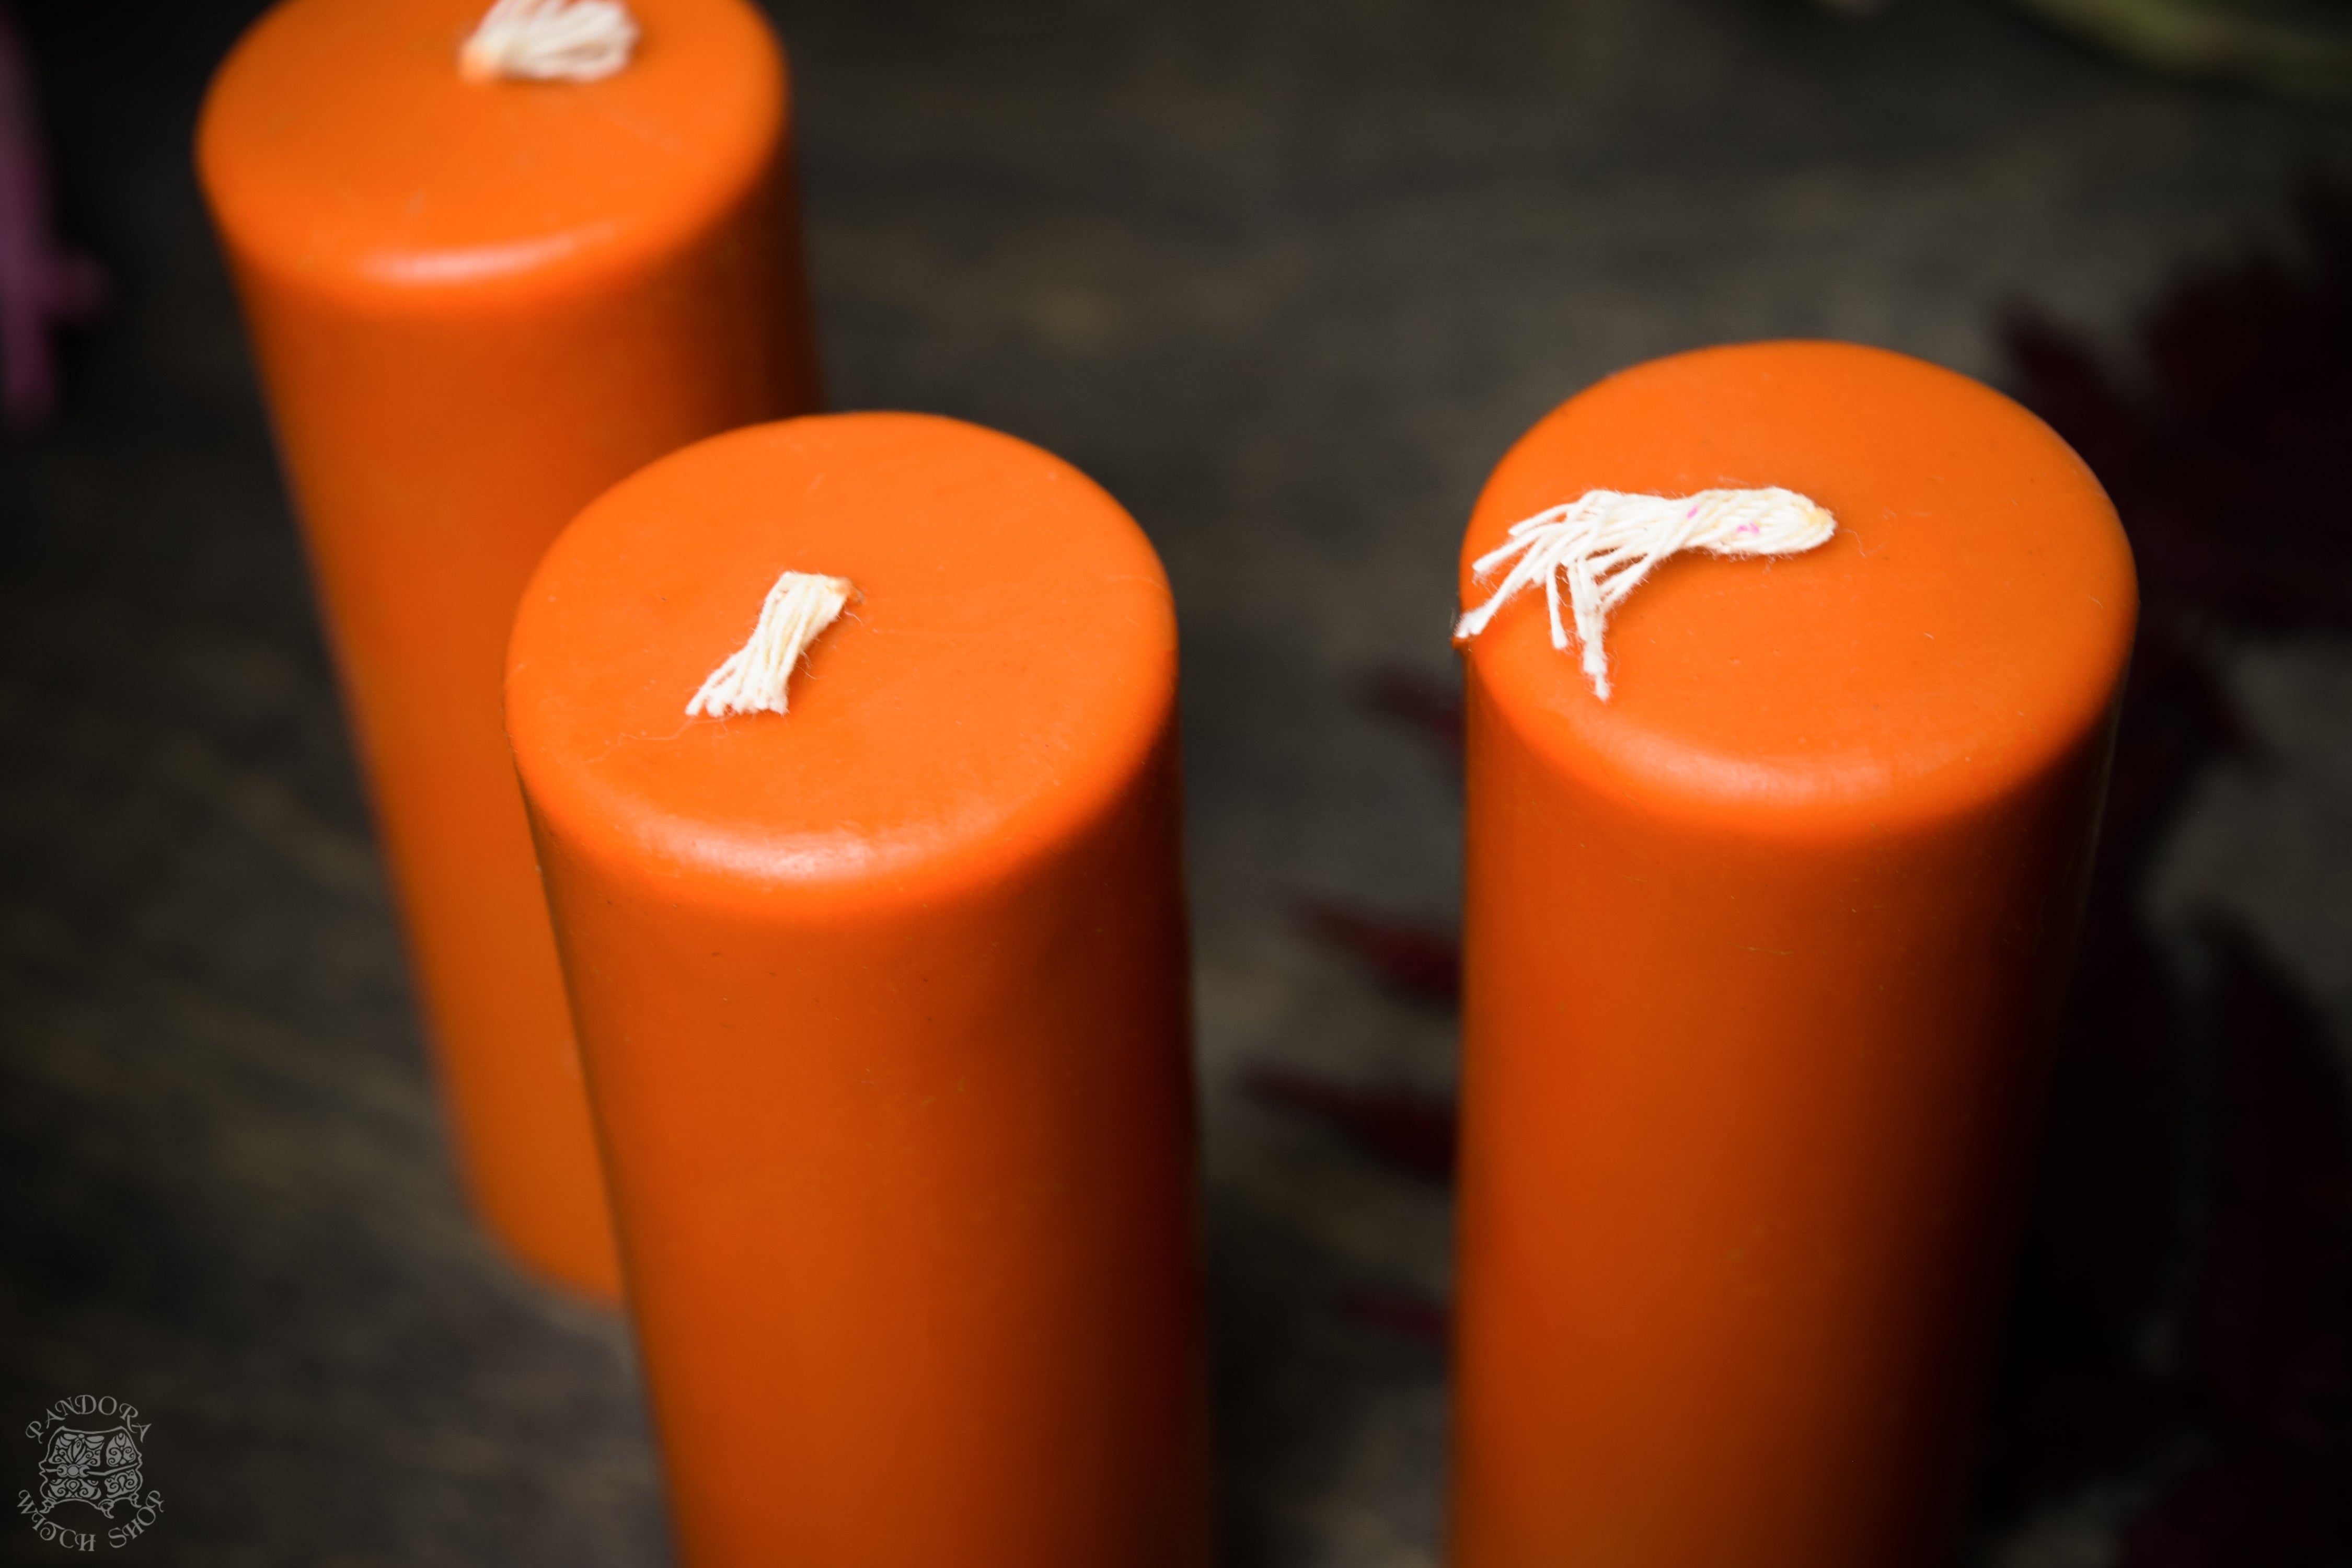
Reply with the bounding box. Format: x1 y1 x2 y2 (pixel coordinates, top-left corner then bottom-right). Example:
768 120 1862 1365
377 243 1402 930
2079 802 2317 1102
197 0 821 1298
1449 343 2137 1567
506 414 1210 1568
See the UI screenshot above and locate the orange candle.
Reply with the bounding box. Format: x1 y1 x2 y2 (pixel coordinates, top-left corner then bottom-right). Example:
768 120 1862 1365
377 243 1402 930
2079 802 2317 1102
505 413 1210 1567
196 0 820 1297
1449 342 2137 1566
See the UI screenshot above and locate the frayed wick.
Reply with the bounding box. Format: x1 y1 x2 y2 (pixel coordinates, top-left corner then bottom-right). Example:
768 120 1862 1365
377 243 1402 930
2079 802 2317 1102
459 0 639 84
1452 486 1835 700
685 572 858 720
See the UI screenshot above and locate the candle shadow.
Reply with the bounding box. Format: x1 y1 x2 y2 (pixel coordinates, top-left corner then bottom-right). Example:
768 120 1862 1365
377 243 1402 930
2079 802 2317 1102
1978 168 2352 1568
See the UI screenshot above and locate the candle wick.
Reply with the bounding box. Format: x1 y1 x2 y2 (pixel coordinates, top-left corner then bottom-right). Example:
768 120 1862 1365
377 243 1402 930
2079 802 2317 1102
685 572 858 720
1453 487 1836 701
459 0 640 84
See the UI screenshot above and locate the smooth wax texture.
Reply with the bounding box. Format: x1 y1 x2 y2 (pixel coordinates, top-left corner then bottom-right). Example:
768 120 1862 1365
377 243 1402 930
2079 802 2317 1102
198 0 821 1297
508 414 1210 1568
1450 342 2137 1568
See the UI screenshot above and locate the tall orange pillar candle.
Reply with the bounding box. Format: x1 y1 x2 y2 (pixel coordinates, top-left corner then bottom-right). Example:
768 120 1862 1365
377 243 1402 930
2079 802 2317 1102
506 414 1210 1567
1448 342 2137 1566
197 0 820 1297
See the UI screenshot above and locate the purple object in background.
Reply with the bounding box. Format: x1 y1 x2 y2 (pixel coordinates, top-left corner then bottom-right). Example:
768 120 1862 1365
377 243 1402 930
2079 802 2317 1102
0 1 100 430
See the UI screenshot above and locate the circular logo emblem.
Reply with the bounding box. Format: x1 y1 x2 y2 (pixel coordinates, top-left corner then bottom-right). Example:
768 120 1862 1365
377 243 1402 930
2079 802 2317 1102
16 1397 162 1552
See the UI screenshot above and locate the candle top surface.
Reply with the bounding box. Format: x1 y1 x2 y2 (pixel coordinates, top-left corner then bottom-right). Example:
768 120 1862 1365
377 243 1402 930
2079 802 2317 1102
197 0 780 303
1459 341 2136 832
506 414 1179 905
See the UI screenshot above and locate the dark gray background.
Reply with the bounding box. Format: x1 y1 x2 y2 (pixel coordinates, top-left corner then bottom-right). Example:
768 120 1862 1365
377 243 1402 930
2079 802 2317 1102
4 1 2349 1563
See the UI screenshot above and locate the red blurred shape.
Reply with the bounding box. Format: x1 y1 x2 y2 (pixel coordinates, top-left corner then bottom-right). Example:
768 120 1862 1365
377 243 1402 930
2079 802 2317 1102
1297 900 1461 1008
1981 176 2352 1546
1245 1066 1457 1183
0 3 104 430
1340 1289 1450 1345
2004 174 2352 636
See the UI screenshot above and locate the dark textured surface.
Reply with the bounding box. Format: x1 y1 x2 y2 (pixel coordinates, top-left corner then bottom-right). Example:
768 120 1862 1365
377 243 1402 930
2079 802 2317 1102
3 1 2351 1564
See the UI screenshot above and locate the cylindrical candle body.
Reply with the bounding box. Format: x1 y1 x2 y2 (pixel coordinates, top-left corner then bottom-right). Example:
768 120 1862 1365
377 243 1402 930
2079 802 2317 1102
197 0 821 1297
507 415 1210 1568
1449 343 2137 1567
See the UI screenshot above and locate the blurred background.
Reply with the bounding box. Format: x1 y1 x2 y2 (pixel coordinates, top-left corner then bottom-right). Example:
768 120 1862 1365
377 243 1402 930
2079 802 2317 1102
4 0 2351 1563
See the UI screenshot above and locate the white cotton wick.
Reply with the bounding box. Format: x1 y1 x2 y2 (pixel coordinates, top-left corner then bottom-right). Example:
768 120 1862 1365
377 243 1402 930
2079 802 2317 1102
459 0 640 84
1452 486 1836 701
685 571 856 719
